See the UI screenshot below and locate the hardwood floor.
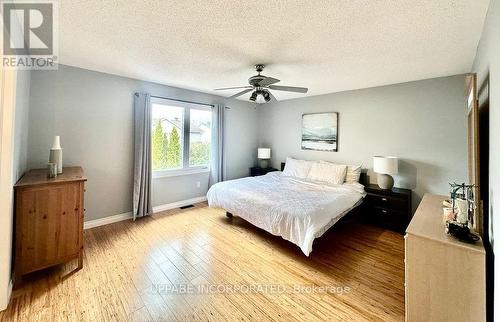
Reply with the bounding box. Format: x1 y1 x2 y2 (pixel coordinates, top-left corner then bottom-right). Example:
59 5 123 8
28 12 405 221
0 202 405 321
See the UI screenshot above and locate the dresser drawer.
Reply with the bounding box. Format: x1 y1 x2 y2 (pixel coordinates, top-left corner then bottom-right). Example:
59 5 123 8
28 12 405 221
373 207 406 232
366 194 407 211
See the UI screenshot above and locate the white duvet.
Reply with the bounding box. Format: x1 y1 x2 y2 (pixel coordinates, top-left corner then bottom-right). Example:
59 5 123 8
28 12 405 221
206 172 365 256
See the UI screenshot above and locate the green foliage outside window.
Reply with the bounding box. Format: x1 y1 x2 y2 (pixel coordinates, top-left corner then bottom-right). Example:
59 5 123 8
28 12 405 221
189 142 210 166
152 120 210 170
152 120 168 170
166 127 181 168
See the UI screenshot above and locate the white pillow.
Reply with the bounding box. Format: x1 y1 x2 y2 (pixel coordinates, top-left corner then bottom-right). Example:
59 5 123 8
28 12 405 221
282 157 313 179
307 161 347 185
345 165 362 183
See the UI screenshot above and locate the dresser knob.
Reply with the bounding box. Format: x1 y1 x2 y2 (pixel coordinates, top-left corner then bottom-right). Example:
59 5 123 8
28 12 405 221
382 209 387 214
381 197 387 201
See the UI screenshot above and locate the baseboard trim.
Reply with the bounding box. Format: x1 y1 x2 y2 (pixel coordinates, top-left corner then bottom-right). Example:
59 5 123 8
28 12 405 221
83 211 132 230
83 196 208 230
152 196 207 213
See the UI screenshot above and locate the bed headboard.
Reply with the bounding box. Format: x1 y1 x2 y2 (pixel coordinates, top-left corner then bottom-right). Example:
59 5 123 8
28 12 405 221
280 161 368 186
359 172 368 185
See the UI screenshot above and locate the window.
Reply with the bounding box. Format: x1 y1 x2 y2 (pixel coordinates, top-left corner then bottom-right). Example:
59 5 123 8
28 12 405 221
189 109 212 166
151 104 184 171
151 98 212 177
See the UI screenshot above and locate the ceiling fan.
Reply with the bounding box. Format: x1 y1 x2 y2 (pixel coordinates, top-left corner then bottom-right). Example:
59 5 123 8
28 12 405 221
215 64 308 103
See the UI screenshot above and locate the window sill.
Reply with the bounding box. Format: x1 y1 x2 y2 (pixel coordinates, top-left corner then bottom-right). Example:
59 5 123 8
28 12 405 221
153 168 210 179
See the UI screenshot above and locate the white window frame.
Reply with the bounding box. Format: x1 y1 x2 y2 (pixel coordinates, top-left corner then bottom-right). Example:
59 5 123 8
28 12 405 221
151 98 212 178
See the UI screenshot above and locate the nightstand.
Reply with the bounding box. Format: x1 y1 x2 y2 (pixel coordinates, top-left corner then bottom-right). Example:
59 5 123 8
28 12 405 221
250 167 278 177
362 184 412 233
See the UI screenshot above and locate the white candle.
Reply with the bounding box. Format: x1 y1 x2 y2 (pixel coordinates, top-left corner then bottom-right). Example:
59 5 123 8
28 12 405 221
455 199 468 224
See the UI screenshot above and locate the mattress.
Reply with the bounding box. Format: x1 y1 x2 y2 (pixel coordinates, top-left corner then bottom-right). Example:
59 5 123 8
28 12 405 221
206 171 365 256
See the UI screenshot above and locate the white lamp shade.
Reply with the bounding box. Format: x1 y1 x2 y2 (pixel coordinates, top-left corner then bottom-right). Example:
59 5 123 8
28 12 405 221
258 148 271 159
373 156 398 174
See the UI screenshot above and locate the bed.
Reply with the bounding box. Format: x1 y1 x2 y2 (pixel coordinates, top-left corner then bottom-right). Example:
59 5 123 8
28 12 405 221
206 163 366 256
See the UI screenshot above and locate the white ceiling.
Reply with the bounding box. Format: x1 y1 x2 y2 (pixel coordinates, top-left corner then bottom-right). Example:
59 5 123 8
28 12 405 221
59 0 490 101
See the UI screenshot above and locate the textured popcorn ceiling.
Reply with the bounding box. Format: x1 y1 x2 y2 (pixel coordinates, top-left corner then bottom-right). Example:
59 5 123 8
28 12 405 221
59 0 489 101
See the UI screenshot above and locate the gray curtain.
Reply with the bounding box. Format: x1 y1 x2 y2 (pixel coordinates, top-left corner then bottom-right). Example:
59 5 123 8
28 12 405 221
209 103 225 186
133 92 153 220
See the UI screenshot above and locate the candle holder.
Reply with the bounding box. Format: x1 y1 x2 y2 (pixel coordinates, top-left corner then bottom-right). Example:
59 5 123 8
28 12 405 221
445 182 479 244
448 182 476 227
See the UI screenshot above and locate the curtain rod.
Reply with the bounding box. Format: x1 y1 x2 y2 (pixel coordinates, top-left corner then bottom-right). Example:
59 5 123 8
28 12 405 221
150 95 214 108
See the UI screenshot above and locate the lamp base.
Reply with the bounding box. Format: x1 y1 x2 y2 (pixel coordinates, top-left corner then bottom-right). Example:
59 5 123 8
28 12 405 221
377 174 394 190
259 159 269 169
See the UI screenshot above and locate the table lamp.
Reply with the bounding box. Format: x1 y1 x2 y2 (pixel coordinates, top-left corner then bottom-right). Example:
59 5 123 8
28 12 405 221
373 156 398 189
258 148 271 168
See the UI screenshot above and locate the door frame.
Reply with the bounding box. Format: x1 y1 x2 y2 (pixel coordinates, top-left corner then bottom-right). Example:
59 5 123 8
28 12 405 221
465 73 482 236
0 64 17 311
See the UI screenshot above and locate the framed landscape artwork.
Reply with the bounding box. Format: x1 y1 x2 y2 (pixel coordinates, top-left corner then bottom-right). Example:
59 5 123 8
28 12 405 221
301 112 338 152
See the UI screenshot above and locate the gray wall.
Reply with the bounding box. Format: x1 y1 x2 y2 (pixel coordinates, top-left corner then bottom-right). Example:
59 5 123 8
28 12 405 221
26 65 468 221
28 65 259 221
13 70 30 182
258 75 467 211
472 0 499 317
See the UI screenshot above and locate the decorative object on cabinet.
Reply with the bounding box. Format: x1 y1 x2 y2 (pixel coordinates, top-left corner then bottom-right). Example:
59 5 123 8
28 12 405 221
257 148 271 168
373 156 398 189
48 135 63 174
448 182 476 226
301 112 338 152
14 166 86 286
444 182 480 243
446 221 480 244
47 162 57 178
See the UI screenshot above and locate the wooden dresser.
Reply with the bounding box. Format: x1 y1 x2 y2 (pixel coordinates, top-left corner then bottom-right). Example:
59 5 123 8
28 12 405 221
405 193 485 322
14 167 86 284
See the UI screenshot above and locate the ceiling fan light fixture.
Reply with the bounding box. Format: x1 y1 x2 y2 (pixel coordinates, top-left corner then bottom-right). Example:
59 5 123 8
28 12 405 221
262 90 271 102
249 91 257 102
214 64 308 102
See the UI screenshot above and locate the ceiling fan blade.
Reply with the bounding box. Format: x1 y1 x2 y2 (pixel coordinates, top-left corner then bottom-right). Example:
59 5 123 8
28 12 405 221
268 91 277 102
214 86 252 91
258 77 280 87
268 85 308 93
228 88 253 99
